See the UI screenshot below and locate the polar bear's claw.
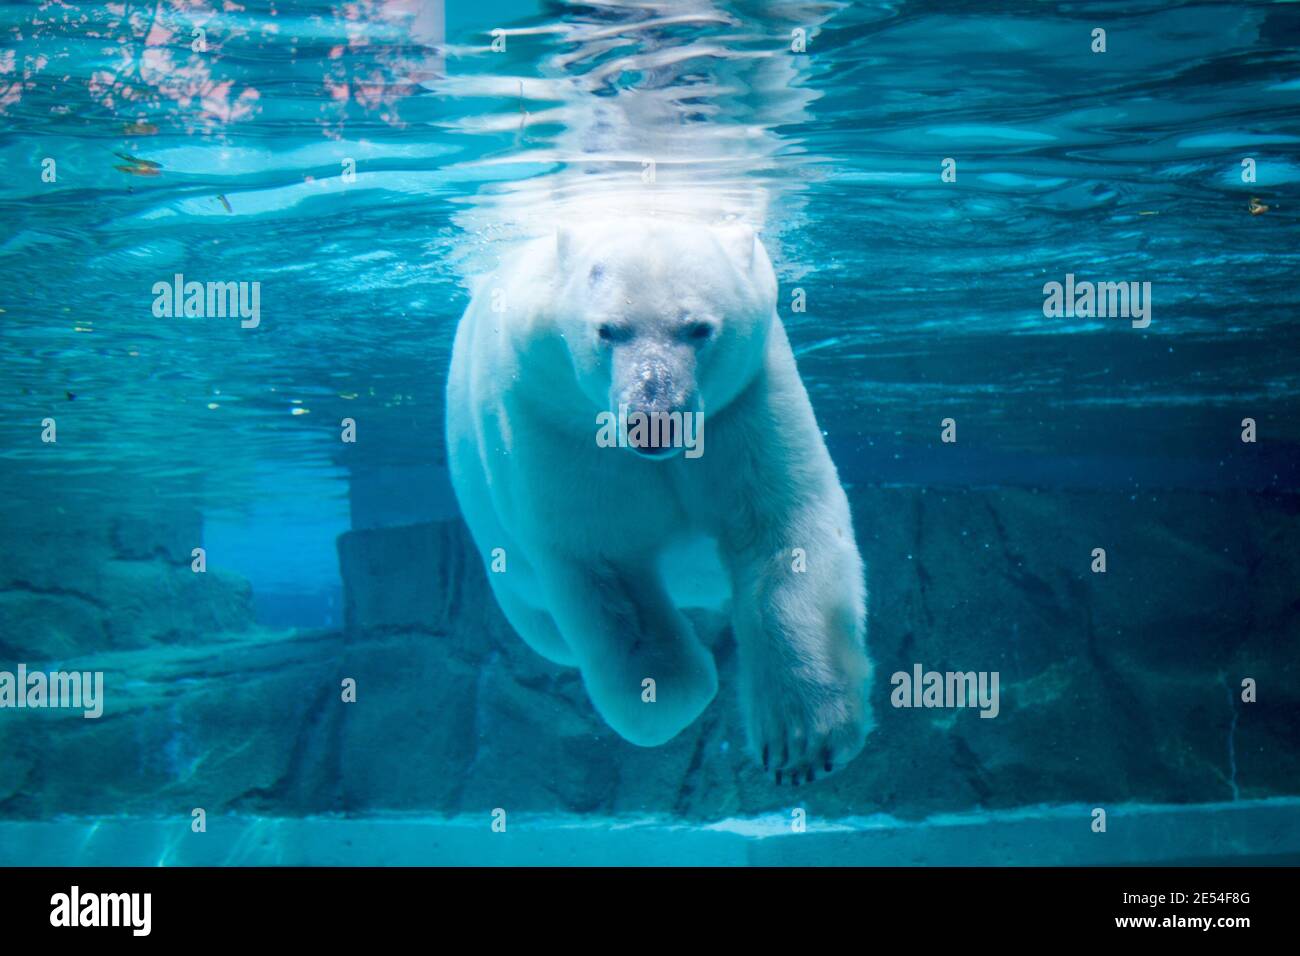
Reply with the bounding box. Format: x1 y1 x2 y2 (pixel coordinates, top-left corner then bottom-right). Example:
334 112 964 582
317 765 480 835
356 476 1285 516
745 658 871 787
768 743 825 785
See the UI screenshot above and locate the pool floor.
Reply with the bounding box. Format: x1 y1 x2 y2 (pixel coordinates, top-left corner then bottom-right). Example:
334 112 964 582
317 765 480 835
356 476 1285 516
3 798 1297 866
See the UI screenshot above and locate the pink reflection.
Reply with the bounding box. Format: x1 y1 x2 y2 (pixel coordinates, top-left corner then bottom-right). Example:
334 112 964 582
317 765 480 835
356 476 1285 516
3 0 445 137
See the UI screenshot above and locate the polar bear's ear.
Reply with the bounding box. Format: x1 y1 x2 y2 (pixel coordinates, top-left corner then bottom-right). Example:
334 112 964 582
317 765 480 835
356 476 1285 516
714 222 756 270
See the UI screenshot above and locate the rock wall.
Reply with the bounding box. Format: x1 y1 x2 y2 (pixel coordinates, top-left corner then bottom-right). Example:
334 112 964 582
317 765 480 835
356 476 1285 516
0 507 253 660
2 485 1295 821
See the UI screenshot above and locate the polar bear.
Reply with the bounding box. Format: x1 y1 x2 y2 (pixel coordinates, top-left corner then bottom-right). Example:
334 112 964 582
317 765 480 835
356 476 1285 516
445 218 872 784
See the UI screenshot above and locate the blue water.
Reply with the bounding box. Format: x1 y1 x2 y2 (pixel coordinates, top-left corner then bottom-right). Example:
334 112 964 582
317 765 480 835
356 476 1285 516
0 0 1298 864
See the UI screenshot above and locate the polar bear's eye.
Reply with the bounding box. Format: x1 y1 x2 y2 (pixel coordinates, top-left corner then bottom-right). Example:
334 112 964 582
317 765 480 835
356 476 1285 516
598 323 631 343
686 321 714 341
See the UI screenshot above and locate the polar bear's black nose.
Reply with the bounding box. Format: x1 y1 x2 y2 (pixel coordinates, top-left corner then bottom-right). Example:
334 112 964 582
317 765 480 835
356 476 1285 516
612 349 700 459
641 376 663 405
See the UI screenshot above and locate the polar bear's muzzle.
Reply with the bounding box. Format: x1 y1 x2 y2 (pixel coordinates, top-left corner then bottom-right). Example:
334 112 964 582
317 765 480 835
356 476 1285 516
612 356 700 460
625 410 688 458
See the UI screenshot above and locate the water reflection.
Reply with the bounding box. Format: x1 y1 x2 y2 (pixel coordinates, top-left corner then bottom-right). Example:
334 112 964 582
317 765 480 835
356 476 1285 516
441 0 838 266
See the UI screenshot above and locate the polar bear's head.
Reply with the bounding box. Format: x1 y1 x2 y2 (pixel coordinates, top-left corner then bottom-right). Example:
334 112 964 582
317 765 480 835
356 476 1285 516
552 218 777 458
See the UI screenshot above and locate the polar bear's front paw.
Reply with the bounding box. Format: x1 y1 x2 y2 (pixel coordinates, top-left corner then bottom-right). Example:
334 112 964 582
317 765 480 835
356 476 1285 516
742 646 872 786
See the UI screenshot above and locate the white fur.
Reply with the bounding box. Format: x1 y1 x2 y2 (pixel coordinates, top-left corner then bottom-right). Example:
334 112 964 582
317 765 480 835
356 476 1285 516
445 218 872 780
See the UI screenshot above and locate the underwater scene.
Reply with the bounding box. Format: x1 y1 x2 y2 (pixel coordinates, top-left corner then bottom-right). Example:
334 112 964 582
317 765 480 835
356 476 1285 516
1 0 1298 867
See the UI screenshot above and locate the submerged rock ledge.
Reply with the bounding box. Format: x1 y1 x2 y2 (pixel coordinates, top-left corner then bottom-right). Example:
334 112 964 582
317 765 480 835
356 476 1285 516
1 486 1296 822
